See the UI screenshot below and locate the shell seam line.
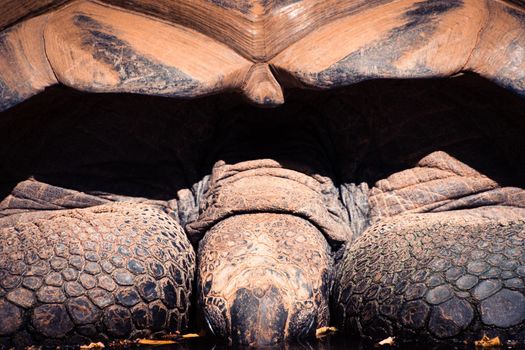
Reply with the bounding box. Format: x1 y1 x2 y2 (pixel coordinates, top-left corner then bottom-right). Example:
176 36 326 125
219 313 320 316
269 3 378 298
41 13 60 86
460 0 491 73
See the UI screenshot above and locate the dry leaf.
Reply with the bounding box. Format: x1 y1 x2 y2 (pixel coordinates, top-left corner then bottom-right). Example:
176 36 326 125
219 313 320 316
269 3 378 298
377 336 396 346
475 335 501 348
161 331 201 340
315 326 338 338
80 343 105 349
182 333 200 339
137 339 177 346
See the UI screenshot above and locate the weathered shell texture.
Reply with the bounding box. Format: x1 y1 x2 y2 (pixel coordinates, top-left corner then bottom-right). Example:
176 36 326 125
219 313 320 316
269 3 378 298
2 0 525 110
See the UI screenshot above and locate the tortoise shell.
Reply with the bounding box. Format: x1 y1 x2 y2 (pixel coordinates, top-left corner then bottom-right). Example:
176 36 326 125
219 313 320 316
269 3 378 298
1 0 525 110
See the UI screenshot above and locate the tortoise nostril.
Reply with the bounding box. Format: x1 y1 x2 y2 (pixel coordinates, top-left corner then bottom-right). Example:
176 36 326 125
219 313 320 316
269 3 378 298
253 287 266 298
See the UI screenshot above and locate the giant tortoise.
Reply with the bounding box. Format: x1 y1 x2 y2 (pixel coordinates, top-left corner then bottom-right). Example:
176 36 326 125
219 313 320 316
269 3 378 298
0 0 525 348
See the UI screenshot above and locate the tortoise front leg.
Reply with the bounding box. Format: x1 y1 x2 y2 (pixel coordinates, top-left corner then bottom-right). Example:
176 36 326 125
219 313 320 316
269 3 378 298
333 152 525 343
0 183 196 347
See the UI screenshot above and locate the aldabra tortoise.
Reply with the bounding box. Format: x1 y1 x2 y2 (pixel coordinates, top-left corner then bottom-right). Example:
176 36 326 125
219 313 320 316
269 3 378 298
1 0 525 347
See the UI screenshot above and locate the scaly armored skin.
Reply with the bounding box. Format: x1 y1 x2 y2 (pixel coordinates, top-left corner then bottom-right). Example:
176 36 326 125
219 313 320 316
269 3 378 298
0 196 195 347
1 0 525 347
334 210 525 342
332 152 525 342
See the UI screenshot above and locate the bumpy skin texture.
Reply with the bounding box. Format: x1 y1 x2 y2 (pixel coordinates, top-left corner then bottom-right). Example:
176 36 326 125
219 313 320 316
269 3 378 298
192 160 343 346
368 152 525 219
0 202 195 348
333 152 525 343
185 110 352 346
187 160 351 243
334 210 525 342
198 213 332 345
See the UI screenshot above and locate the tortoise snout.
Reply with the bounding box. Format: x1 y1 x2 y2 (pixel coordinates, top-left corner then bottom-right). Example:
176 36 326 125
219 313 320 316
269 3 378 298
203 282 319 346
230 286 288 346
203 272 320 346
